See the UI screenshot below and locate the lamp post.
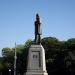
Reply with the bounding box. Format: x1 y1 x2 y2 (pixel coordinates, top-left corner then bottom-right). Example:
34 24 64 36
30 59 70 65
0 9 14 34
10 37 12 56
14 43 17 75
9 69 11 75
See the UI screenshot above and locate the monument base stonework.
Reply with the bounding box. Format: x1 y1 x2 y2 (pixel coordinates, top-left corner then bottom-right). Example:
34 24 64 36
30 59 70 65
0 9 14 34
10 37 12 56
25 45 48 75
26 72 48 75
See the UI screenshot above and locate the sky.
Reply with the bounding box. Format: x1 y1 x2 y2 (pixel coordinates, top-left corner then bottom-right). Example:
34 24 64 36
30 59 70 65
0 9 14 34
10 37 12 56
0 0 75 56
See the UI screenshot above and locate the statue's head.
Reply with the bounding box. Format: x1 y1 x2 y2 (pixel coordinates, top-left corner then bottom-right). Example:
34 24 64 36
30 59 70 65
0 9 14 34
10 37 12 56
36 14 40 22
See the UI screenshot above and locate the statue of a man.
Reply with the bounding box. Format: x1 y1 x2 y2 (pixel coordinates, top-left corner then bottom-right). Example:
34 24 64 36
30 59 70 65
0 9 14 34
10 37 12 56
34 14 41 44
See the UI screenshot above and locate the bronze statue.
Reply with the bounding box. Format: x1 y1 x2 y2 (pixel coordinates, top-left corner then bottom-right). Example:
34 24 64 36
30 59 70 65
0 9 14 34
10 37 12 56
34 14 41 44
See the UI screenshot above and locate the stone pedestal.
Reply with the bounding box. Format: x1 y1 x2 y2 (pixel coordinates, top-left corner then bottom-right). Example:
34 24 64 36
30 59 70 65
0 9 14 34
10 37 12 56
25 45 48 75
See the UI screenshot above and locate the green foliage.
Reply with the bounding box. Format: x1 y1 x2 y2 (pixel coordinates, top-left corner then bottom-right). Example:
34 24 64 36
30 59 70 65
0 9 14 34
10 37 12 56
0 58 4 70
41 37 60 61
66 38 75 50
2 48 13 57
24 39 32 48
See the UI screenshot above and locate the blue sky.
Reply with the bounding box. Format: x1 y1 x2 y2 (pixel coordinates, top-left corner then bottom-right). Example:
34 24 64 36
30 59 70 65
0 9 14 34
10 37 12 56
0 0 75 56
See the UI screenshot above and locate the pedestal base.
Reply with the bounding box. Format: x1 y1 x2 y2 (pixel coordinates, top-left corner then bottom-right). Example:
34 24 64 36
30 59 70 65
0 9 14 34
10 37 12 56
25 45 48 75
25 72 48 75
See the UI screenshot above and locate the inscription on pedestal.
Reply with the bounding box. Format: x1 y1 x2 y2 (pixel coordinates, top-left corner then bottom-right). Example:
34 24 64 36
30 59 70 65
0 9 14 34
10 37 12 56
31 51 41 69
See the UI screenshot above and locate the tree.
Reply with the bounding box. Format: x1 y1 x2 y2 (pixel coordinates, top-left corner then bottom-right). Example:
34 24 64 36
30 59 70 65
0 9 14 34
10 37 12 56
67 38 75 50
2 48 13 57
